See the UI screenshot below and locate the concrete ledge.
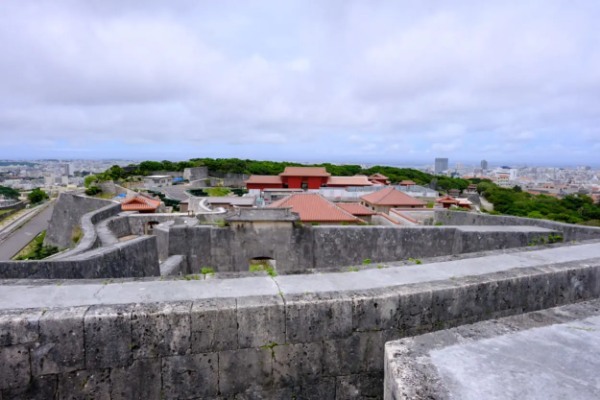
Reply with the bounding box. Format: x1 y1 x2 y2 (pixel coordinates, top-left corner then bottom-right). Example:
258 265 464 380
384 299 600 399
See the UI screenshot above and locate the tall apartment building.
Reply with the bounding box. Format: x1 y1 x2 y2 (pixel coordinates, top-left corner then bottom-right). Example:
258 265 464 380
435 158 449 174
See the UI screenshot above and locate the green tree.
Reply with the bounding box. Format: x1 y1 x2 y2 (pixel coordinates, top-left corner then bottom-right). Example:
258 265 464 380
0 186 20 199
28 188 48 204
84 175 98 188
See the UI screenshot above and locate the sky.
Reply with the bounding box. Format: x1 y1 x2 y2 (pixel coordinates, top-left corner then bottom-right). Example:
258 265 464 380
0 1 599 166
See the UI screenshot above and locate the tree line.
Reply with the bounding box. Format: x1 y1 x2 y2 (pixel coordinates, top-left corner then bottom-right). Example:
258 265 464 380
477 181 600 225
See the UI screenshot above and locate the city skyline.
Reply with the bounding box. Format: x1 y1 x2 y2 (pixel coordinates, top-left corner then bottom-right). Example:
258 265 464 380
1 1 599 165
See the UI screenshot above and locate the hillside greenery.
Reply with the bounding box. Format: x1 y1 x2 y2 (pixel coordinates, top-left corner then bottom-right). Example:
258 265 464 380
477 181 600 225
0 186 20 199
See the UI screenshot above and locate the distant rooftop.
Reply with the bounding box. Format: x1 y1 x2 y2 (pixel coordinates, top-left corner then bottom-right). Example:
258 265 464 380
269 193 360 223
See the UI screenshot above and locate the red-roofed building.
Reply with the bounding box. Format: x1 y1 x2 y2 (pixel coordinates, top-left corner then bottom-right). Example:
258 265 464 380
245 175 283 190
121 195 162 213
337 202 377 223
279 167 330 189
399 180 416 187
361 187 426 213
369 173 390 185
436 195 460 209
268 193 362 224
326 175 373 187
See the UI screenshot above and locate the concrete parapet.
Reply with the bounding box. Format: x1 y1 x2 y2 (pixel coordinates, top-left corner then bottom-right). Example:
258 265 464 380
0 236 159 279
435 209 600 241
384 299 600 399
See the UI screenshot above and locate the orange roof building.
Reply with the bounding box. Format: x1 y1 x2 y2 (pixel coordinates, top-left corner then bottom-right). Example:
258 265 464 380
369 173 390 185
279 167 330 190
336 202 378 222
268 193 361 224
326 175 373 187
361 187 426 213
436 195 460 209
399 180 416 186
121 195 162 213
245 175 283 190
246 167 377 190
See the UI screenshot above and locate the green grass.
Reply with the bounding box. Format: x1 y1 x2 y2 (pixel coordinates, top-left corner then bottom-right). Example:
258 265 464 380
249 262 277 277
13 230 60 260
362 258 372 265
201 267 215 276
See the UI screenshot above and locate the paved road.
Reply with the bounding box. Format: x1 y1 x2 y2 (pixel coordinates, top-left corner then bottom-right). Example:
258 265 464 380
0 203 55 260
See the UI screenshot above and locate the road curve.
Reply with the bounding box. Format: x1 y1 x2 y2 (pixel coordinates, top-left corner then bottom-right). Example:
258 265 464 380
0 203 55 260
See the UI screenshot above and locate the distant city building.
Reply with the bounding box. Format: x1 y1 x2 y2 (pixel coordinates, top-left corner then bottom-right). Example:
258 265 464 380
481 160 488 170
434 158 449 174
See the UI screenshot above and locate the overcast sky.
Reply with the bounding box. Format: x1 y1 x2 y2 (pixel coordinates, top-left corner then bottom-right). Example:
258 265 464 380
1 1 599 166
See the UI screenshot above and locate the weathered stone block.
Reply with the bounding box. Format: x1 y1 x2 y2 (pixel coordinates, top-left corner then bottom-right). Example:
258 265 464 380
323 331 384 376
430 281 462 330
161 353 218 399
0 375 57 400
237 296 285 348
396 285 433 335
286 293 353 343
335 373 383 400
273 342 323 387
84 305 132 369
0 345 30 390
0 310 41 346
58 369 111 400
218 347 273 396
191 298 237 353
352 289 402 332
130 302 191 358
110 358 161 400
232 378 336 400
31 306 87 376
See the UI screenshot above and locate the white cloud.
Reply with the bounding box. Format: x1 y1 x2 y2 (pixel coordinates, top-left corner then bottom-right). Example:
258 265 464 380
0 1 599 164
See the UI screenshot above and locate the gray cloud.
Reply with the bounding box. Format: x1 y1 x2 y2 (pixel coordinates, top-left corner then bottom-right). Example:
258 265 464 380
0 0 599 164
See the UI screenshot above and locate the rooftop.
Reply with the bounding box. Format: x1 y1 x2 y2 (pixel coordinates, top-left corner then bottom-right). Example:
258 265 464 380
337 202 378 216
327 175 373 186
268 193 360 223
279 166 331 177
361 187 426 207
121 195 161 211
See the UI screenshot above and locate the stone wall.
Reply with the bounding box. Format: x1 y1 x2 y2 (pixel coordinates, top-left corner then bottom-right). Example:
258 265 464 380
1 258 599 399
0 201 25 222
45 193 117 249
435 210 600 241
0 236 159 279
163 225 561 273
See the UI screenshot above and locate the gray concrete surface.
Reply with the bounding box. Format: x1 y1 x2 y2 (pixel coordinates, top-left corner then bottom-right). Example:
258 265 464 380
431 315 600 400
385 299 600 400
0 203 54 260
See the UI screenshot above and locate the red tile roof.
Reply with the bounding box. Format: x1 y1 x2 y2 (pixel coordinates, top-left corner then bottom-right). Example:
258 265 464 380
399 180 416 186
337 202 377 216
369 173 389 180
361 187 426 207
436 195 460 204
279 167 331 177
121 195 161 212
326 175 373 186
268 193 360 223
245 175 283 184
